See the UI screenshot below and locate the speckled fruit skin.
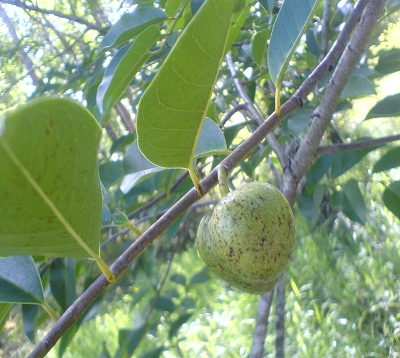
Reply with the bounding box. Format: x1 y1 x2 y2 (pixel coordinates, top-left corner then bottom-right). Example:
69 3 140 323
196 182 295 294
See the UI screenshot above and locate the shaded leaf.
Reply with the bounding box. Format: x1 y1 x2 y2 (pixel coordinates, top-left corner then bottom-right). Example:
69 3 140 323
99 160 124 189
373 147 400 173
136 0 236 173
194 118 227 158
365 93 400 120
258 0 275 13
382 181 400 219
342 179 366 224
22 304 38 343
49 258 76 312
95 25 161 122
169 312 193 338
287 107 314 138
306 154 334 190
153 296 175 313
110 134 136 155
0 98 102 258
268 0 321 86
0 256 44 304
339 74 376 99
170 273 187 286
331 145 379 178
189 267 210 284
97 7 166 56
139 346 165 358
298 184 324 224
252 28 270 67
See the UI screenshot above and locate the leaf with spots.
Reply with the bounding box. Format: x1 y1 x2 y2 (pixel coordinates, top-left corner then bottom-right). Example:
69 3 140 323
0 98 115 282
136 0 237 194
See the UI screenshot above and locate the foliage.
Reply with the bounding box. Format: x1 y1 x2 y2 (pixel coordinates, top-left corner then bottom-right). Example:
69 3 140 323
0 0 400 357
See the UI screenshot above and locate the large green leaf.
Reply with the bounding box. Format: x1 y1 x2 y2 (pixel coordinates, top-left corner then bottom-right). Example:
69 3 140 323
375 48 400 75
365 93 400 120
95 25 161 122
268 0 321 87
136 0 236 189
383 181 400 220
49 258 76 312
252 28 270 68
97 6 167 57
0 98 102 259
0 256 44 304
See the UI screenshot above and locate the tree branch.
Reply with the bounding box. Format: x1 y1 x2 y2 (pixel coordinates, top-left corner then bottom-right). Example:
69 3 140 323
28 2 383 356
0 0 105 32
249 290 274 358
317 134 400 155
283 0 386 205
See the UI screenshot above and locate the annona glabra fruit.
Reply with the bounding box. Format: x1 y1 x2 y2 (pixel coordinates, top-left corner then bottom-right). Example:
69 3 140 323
196 182 295 294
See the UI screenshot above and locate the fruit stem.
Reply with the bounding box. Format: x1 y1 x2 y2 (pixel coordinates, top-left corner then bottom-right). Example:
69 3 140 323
218 164 230 197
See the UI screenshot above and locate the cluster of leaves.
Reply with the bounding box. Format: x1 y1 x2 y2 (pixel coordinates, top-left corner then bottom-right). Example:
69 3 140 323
1 0 400 356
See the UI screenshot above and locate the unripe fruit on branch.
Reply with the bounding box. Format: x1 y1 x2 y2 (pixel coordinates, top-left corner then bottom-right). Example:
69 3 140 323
196 182 295 294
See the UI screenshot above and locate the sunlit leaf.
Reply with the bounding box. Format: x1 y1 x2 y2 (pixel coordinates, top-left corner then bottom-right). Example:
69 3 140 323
0 98 102 258
268 0 321 86
95 25 161 122
97 7 166 57
136 0 236 187
365 93 400 120
373 147 400 173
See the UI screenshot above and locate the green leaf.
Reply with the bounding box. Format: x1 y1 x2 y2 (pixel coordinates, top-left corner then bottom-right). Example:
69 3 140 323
0 303 13 332
136 0 236 187
268 0 321 86
383 181 400 220
342 179 366 224
306 154 334 190
169 312 193 338
170 273 187 286
258 0 275 13
339 74 376 99
139 346 165 358
375 48 400 75
95 25 161 122
0 256 44 304
194 118 227 157
153 296 175 312
331 146 379 178
365 93 400 120
49 258 76 312
189 266 210 284
22 304 38 342
287 107 314 138
122 118 227 193
110 134 136 155
0 98 102 259
99 160 124 189
298 184 324 224
252 28 270 67
373 147 400 173
97 7 167 57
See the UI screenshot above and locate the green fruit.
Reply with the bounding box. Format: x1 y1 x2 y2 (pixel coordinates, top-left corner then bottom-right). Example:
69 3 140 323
196 182 295 294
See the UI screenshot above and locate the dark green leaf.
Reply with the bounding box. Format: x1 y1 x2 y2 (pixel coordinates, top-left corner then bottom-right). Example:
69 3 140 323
258 0 275 13
49 258 76 312
306 29 320 56
191 0 205 15
153 296 175 313
110 134 136 155
97 7 166 56
365 93 400 120
298 184 324 224
382 181 400 219
99 160 124 189
373 147 400 173
22 304 38 343
169 312 194 338
139 346 165 358
306 154 334 190
287 107 314 138
189 267 210 284
170 273 187 286
252 28 270 67
342 179 366 224
331 146 379 178
0 256 44 304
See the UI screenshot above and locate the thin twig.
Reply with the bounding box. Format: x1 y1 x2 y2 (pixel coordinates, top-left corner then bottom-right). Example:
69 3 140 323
219 103 248 127
317 134 400 155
